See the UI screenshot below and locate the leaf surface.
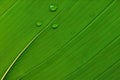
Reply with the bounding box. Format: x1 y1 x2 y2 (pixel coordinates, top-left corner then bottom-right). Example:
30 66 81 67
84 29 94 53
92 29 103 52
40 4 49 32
0 0 120 80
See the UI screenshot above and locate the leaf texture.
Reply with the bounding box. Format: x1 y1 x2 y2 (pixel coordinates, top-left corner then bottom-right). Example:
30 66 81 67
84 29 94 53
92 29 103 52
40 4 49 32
0 0 120 80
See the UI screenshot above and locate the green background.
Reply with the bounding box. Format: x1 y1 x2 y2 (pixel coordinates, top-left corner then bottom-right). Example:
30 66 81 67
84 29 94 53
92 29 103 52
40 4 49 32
0 0 120 80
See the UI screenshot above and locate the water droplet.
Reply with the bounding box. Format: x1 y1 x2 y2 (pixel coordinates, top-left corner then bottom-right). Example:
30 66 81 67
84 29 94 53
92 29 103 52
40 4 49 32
52 23 58 29
49 4 58 12
36 22 42 27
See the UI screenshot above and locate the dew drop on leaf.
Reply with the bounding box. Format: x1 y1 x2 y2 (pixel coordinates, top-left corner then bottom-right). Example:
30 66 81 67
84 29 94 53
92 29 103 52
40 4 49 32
52 23 58 29
49 4 58 12
36 22 42 27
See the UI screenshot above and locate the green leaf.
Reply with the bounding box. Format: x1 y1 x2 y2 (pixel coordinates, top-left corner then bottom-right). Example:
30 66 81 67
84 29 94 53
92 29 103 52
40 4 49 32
0 0 120 80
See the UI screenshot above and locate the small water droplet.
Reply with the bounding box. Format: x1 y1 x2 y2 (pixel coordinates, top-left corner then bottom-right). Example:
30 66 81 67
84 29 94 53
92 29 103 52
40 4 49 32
49 4 58 12
36 22 42 27
52 23 58 29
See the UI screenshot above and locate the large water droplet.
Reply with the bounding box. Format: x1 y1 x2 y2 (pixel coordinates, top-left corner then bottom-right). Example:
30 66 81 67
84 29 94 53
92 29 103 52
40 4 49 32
36 22 42 27
49 4 58 12
52 23 58 29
